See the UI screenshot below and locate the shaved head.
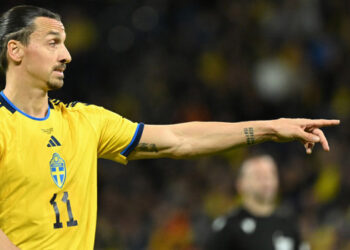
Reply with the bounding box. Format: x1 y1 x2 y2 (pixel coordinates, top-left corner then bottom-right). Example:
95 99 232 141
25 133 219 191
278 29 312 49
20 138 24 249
237 155 279 205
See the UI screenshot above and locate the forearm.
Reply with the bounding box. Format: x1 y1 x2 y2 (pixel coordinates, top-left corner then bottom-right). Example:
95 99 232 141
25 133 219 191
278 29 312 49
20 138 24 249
130 120 276 160
0 229 19 250
168 120 276 158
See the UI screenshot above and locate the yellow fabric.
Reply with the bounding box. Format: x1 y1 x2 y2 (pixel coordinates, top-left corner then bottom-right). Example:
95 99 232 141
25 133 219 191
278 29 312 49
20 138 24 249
313 164 340 203
0 97 139 250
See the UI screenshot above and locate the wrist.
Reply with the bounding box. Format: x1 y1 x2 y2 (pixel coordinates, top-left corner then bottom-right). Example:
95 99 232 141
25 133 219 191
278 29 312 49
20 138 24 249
242 120 277 145
257 120 279 142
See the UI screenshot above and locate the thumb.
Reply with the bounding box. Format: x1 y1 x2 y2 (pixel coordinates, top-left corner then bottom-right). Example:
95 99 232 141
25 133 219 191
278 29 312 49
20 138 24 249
304 142 315 154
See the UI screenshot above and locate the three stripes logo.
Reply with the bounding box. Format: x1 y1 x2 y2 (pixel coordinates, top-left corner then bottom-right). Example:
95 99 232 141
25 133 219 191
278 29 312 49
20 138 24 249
47 136 61 147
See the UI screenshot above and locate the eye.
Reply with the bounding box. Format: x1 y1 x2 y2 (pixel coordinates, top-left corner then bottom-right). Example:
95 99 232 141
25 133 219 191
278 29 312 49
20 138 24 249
49 39 59 47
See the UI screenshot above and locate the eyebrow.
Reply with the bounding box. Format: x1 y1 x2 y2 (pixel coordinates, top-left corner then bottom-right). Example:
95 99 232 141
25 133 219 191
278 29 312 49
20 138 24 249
46 31 62 37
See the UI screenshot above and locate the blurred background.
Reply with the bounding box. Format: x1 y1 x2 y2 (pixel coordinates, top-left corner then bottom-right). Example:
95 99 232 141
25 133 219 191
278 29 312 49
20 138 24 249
1 0 349 249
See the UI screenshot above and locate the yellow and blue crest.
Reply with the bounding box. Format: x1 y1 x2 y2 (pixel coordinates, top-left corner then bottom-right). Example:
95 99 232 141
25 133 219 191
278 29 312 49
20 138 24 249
50 153 66 188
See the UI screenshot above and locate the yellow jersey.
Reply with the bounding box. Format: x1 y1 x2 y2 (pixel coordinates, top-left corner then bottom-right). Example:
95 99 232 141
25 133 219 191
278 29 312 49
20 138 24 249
0 91 144 249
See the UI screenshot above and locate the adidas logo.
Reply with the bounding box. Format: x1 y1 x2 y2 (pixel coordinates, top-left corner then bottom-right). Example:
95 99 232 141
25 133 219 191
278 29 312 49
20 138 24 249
47 136 61 147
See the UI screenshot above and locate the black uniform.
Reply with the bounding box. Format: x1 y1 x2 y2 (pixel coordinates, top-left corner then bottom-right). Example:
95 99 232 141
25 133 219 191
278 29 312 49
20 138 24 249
205 207 303 250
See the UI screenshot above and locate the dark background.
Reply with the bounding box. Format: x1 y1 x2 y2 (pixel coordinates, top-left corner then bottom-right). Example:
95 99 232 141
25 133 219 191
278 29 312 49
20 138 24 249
1 1 349 249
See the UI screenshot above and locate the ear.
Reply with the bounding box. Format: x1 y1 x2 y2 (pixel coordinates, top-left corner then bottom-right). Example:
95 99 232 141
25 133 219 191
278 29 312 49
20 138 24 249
7 40 24 64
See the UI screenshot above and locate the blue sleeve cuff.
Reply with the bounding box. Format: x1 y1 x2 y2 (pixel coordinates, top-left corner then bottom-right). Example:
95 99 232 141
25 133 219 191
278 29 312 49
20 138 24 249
120 123 144 157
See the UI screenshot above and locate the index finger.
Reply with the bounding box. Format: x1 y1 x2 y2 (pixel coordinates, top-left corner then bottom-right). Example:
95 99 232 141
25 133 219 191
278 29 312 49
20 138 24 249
304 119 340 128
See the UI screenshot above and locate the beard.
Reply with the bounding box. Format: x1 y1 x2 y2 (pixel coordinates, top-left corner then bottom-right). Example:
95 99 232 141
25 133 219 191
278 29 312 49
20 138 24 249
47 65 66 90
46 80 63 90
47 77 64 91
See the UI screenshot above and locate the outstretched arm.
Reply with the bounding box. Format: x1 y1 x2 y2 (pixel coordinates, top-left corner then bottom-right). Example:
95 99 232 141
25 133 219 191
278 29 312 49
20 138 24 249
128 118 340 160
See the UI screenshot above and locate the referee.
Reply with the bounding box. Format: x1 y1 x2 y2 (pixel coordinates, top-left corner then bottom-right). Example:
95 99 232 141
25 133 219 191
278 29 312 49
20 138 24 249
205 155 309 250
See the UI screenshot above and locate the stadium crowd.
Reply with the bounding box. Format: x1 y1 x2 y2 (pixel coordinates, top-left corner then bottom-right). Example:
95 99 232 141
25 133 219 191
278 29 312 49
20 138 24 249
1 0 350 249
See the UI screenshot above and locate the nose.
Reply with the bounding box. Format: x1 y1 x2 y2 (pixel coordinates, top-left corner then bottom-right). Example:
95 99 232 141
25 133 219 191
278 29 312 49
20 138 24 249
59 44 72 64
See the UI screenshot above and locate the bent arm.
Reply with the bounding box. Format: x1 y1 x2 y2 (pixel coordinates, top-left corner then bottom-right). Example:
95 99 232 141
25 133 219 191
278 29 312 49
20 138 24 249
128 118 340 160
0 229 19 250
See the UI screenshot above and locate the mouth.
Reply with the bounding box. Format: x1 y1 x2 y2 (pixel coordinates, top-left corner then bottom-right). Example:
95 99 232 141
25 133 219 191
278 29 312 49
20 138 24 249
53 65 66 77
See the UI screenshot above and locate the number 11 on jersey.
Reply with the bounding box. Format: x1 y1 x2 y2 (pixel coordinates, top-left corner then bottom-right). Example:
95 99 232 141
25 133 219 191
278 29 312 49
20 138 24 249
50 191 78 229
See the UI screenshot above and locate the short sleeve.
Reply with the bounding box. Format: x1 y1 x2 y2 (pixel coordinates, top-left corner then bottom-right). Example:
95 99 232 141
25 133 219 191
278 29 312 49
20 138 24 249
95 107 144 165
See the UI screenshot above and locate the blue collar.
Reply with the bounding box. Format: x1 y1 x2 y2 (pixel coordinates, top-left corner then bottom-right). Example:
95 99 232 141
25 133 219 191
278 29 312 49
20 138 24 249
0 91 51 121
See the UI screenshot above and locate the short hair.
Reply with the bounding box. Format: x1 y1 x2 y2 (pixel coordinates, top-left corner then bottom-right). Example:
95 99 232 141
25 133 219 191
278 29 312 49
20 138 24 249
0 5 61 72
237 154 277 179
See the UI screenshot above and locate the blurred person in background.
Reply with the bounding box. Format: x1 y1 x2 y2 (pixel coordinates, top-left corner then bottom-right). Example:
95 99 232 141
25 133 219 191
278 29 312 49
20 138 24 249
0 4 339 250
206 155 309 250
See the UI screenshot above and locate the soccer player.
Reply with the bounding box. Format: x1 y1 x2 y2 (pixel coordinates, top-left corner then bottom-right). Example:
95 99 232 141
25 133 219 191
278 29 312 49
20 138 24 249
0 5 339 250
205 155 307 250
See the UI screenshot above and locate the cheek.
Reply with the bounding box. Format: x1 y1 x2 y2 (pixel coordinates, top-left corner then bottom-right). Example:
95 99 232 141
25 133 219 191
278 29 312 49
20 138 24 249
25 47 52 70
242 181 257 193
271 180 279 190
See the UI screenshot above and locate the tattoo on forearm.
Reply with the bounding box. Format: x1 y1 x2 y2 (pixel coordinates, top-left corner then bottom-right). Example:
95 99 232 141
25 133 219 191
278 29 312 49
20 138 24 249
244 127 255 145
136 143 159 153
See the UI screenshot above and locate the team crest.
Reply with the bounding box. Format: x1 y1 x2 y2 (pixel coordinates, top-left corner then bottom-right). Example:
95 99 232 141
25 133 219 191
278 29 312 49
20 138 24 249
50 153 66 188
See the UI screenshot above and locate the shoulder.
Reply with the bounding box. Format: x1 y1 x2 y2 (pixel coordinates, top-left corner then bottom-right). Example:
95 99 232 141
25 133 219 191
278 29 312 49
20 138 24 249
274 206 297 221
48 99 132 130
211 208 242 232
0 105 7 150
0 100 13 130
0 96 15 116
49 98 106 116
49 98 95 110
272 206 300 230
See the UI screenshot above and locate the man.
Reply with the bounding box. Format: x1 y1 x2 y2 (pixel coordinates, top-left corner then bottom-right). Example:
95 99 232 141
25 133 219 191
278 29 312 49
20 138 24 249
205 155 307 250
0 5 339 250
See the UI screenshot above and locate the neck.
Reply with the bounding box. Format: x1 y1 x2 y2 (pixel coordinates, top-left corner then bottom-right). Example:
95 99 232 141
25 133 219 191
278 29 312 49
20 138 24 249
3 70 49 118
242 197 275 217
